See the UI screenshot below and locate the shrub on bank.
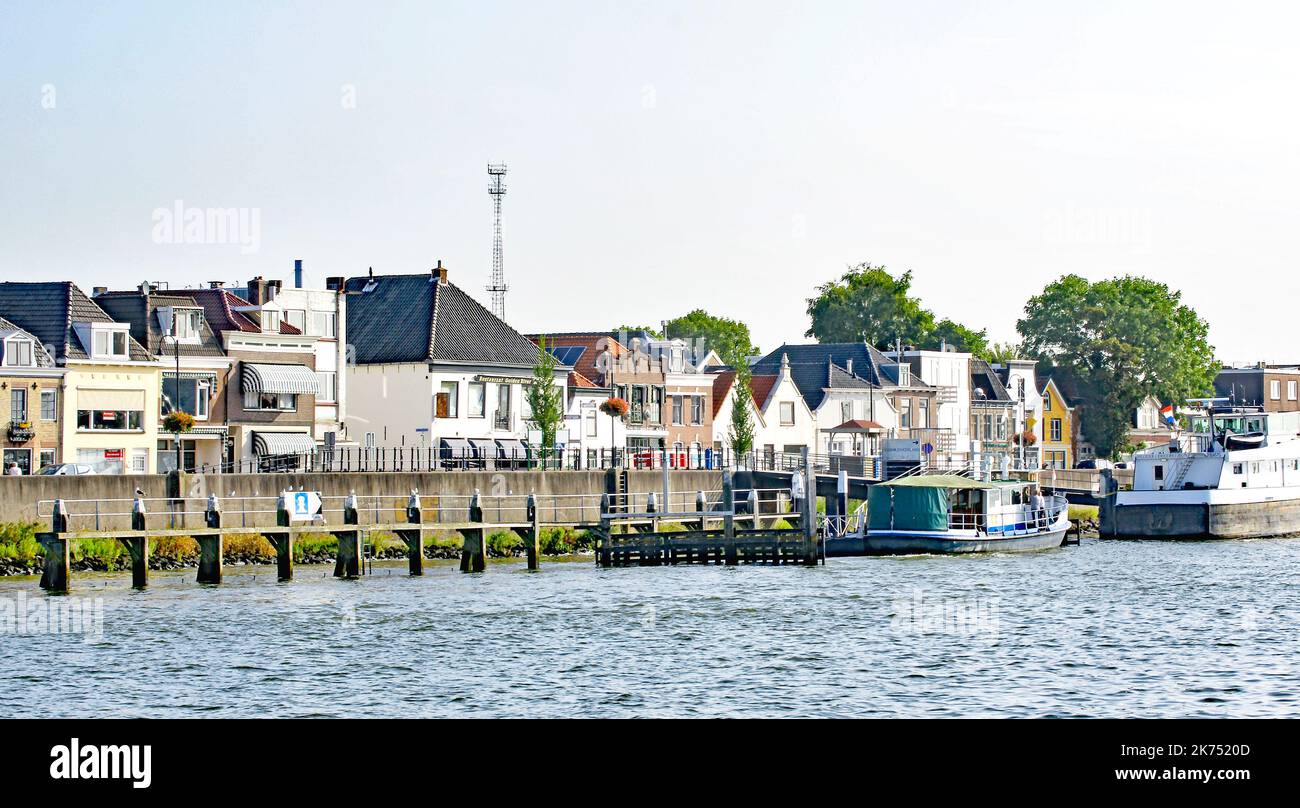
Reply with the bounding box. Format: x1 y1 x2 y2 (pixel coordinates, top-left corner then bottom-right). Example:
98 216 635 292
487 530 523 556
0 522 42 563
149 535 199 562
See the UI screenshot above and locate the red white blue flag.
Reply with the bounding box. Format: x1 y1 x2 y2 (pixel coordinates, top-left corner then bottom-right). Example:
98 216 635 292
1160 403 1176 426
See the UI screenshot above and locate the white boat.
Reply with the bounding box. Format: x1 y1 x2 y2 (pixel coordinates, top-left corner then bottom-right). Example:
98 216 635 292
827 473 1071 555
1101 402 1300 539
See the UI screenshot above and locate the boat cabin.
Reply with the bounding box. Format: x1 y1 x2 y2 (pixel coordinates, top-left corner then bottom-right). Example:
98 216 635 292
867 475 1059 535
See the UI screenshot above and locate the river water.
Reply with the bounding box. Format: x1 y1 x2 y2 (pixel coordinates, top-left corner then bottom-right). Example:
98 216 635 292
2 536 1298 718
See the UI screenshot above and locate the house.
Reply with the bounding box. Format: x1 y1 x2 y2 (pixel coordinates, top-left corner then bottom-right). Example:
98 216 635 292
1129 395 1173 449
646 337 714 466
0 282 160 473
1038 376 1077 468
883 346 972 464
992 358 1043 467
0 317 63 473
541 332 668 462
559 367 625 468
712 354 817 463
1214 365 1300 413
969 358 1016 467
345 264 567 463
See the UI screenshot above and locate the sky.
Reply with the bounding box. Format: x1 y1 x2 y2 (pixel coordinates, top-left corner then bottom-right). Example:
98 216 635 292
1 1 1297 365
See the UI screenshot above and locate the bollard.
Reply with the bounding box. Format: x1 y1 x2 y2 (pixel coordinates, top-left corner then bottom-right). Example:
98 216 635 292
747 489 759 530
801 447 818 565
646 490 659 537
265 493 294 581
40 500 71 592
597 492 611 567
460 490 486 573
695 490 707 533
336 492 362 578
198 493 223 584
401 489 424 576
837 470 849 526
525 492 540 571
644 491 660 566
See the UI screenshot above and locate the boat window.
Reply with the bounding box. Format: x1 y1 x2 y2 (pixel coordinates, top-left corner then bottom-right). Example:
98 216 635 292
1247 418 1264 433
1232 463 1244 475
1154 465 1164 481
1250 462 1260 474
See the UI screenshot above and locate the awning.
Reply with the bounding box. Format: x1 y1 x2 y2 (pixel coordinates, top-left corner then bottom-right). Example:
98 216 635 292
469 438 499 457
440 437 473 458
242 363 320 395
163 371 219 383
823 419 886 434
497 438 527 460
78 389 145 411
252 431 316 456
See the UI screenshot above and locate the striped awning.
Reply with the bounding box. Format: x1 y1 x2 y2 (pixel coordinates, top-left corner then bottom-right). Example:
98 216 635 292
252 431 317 456
242 363 320 395
163 371 219 383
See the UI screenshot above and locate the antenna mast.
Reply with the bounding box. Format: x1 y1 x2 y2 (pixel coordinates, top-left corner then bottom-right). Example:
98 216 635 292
487 162 508 319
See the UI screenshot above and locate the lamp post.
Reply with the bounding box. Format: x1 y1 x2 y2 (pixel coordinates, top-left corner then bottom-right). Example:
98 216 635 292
164 324 181 474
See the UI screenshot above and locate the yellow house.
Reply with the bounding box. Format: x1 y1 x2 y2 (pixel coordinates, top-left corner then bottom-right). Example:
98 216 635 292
1038 377 1074 469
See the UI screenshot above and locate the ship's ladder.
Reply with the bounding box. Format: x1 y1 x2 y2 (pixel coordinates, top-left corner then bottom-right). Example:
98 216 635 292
1166 456 1192 490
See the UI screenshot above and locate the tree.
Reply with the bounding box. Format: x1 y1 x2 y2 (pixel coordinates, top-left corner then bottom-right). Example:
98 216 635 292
526 336 566 465
986 341 1022 365
663 309 759 367
1017 275 1218 459
728 364 756 459
927 318 990 359
805 263 934 346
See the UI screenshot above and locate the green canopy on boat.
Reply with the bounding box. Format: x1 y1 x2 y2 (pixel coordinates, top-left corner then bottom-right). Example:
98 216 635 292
882 474 995 489
866 483 951 531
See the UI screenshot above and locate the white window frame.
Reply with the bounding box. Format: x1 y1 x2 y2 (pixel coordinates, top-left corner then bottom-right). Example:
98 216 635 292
468 382 486 418
1289 380 1297 401
3 337 34 367
283 309 307 332
311 310 337 338
316 371 337 403
1271 379 1281 400
780 401 795 426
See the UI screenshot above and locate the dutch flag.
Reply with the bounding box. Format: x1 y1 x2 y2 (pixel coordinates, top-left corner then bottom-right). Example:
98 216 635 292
1160 403 1176 427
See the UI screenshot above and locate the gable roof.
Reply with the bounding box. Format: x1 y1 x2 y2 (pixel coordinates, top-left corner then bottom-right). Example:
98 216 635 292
749 374 779 410
751 343 885 410
1039 374 1083 407
0 316 56 367
970 358 1012 403
530 333 624 381
0 282 151 362
345 272 541 367
711 369 737 417
94 291 227 357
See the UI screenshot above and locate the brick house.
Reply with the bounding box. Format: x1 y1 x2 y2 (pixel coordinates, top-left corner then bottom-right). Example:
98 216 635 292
0 317 63 473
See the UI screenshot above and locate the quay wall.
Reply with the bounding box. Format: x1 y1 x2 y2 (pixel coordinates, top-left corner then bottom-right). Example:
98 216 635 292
0 469 727 529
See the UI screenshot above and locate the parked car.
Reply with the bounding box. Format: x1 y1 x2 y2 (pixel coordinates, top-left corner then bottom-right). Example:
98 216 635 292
1075 459 1113 470
36 463 97 476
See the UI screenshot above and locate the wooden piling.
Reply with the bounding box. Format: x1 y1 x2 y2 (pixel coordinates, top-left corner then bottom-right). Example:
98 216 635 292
401 490 424 576
597 492 611 567
525 493 540 571
335 492 362 578
801 448 819 565
123 496 149 589
40 499 71 592
198 494 223 584
723 471 738 566
460 491 486 572
265 495 293 581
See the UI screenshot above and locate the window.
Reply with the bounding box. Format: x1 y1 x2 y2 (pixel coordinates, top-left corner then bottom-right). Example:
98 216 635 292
316 372 337 403
1154 465 1164 481
2 448 31 474
648 387 662 423
311 311 337 338
1050 418 1063 442
780 401 795 426
1232 463 1243 475
586 410 598 437
983 414 993 440
1271 380 1281 400
243 390 296 411
996 414 1007 441
899 398 912 429
10 388 27 422
158 439 197 473
164 377 210 420
132 449 147 474
172 308 203 340
364 431 376 448
261 310 280 333
496 383 511 427
468 382 486 417
40 389 57 421
671 395 683 425
76 409 144 430
917 398 929 429
283 309 306 332
691 395 704 425
841 401 853 423
435 381 458 418
3 338 34 367
1290 381 1298 401
39 448 56 469
93 329 129 358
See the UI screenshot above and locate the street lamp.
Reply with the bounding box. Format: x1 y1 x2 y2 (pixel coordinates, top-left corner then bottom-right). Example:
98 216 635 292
164 323 181 474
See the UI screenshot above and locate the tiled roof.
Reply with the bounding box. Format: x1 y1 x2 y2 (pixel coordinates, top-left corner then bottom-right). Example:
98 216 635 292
0 316 56 367
94 291 227 358
749 374 779 409
570 370 602 389
345 272 541 367
711 369 736 417
970 358 1012 403
0 282 151 362
531 333 625 382
751 343 884 410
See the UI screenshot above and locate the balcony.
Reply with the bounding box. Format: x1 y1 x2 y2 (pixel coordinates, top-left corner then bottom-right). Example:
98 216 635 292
7 421 36 443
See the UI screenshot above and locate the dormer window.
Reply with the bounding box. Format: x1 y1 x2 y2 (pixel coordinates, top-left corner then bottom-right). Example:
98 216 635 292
173 308 203 340
92 328 129 359
2 337 34 367
261 310 280 333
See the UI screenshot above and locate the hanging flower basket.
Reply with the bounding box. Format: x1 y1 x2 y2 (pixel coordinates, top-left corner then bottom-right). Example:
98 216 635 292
1013 430 1037 446
6 422 35 443
163 411 196 434
599 397 629 418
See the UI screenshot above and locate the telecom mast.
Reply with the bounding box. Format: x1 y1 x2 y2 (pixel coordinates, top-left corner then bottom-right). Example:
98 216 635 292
487 163 508 319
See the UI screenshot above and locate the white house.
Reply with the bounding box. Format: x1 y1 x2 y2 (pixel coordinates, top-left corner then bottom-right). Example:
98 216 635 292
344 264 567 464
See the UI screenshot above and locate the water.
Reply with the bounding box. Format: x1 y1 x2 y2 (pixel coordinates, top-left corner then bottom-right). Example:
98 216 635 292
3 537 1299 718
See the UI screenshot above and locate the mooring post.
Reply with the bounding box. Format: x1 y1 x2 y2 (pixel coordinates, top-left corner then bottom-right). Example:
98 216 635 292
403 489 425 576
695 490 707 532
597 492 611 567
525 492 540 571
40 499 71 592
837 469 849 526
335 491 362 578
801 447 818 565
460 490 486 572
722 470 737 565
647 490 659 535
747 489 759 530
122 494 149 589
267 493 294 582
198 493 223 585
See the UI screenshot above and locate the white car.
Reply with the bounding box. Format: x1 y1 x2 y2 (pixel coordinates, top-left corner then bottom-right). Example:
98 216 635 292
36 463 97 476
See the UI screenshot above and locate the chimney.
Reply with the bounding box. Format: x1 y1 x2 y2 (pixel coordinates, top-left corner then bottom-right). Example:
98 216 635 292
434 259 448 285
247 276 265 305
93 286 107 297
325 276 344 292
846 358 853 375
267 279 282 301
294 259 303 289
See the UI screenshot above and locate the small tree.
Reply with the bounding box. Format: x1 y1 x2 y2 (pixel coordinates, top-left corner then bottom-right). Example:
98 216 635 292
729 365 756 463
526 336 566 467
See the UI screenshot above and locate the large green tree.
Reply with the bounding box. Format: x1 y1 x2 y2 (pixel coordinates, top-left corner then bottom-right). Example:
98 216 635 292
1017 274 1218 458
928 318 990 359
663 309 759 367
806 263 935 346
526 336 566 464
